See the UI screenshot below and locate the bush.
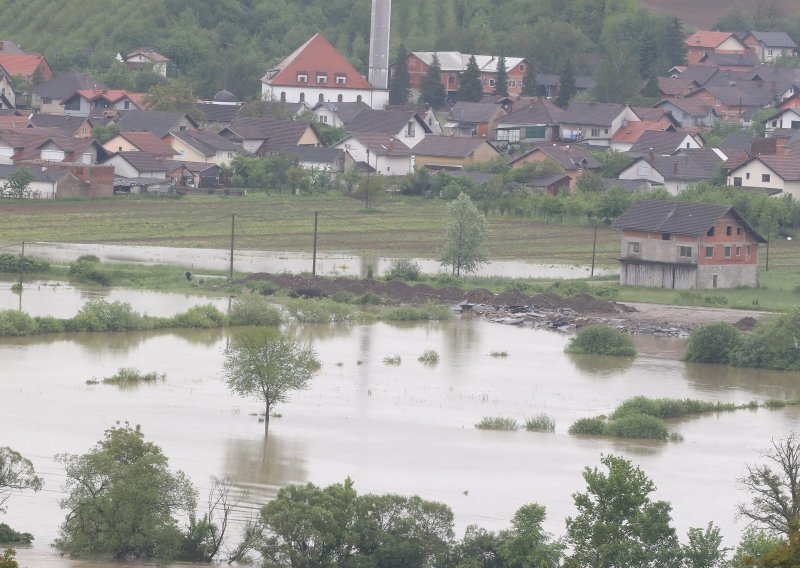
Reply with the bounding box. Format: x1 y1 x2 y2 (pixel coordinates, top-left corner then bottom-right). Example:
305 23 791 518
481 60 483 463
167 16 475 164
68 256 111 285
417 349 440 366
285 298 353 323
0 310 38 336
475 417 519 430
565 325 636 357
0 253 50 273
733 309 800 371
603 414 669 440
100 368 165 385
489 351 509 357
525 414 555 432
171 304 227 328
356 292 383 305
382 304 450 321
568 417 606 436
228 294 282 326
383 354 402 365
385 258 422 281
67 300 149 332
610 396 738 420
0 522 33 544
33 316 65 333
685 322 742 364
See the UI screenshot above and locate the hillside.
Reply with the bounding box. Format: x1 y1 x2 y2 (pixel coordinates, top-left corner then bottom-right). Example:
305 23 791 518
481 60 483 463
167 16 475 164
639 0 798 29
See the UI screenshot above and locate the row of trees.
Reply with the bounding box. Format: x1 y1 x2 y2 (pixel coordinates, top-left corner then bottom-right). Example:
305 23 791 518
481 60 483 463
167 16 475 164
7 429 800 566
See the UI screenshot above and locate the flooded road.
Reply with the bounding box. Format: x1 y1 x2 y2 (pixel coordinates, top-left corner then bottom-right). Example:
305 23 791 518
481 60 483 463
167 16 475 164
3 307 800 566
20 242 615 279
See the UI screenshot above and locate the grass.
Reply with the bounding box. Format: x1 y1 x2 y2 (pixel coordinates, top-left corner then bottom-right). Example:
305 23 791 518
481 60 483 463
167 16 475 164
475 417 519 431
525 414 556 432
382 354 402 365
489 351 509 357
99 367 165 385
417 349 440 365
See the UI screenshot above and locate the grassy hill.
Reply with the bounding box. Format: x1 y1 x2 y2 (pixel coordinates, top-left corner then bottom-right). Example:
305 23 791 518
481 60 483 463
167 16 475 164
639 0 798 30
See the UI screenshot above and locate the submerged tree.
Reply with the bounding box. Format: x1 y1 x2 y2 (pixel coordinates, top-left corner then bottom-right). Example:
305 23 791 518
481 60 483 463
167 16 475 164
0 447 43 513
439 192 489 277
223 329 320 435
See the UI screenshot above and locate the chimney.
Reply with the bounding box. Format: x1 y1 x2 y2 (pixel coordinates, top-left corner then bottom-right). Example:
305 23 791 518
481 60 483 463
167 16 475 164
673 160 679 174
648 147 654 162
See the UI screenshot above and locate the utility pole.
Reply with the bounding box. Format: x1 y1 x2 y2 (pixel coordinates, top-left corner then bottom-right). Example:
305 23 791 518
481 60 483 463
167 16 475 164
229 214 236 283
312 211 318 276
365 148 371 210
765 240 770 272
18 241 24 290
590 225 598 277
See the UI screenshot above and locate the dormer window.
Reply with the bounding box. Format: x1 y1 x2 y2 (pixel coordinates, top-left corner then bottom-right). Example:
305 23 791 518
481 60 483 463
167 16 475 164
335 74 347 85
316 74 328 84
297 73 308 83
519 63 525 71
406 121 415 137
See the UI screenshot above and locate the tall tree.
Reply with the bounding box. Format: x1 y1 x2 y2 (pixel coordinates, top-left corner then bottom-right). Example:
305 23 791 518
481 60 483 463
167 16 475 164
142 79 206 122
498 503 564 566
555 57 576 108
592 41 642 103
439 192 489 276
389 42 411 105
521 62 538 96
664 16 687 68
223 329 320 435
458 55 483 102
494 55 509 96
419 54 446 109
0 447 43 513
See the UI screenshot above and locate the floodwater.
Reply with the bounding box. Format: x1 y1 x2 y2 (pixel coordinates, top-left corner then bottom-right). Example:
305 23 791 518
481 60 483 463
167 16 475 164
20 242 615 279
2 290 800 566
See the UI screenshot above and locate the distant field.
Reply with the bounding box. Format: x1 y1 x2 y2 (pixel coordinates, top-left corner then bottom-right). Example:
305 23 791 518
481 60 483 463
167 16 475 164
639 0 797 29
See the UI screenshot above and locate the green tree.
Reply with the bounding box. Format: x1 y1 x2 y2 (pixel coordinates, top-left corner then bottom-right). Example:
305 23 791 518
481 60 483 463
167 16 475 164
498 503 564 567
3 168 34 199
92 123 120 143
683 522 730 568
592 41 642 103
494 55 509 97
439 192 489 276
564 454 683 567
0 447 43 513
142 79 205 122
521 63 538 96
54 423 197 561
419 54 446 109
223 329 320 435
452 525 505 567
664 16 686 67
555 58 576 108
389 42 411 105
0 549 17 568
685 322 742 364
458 55 483 102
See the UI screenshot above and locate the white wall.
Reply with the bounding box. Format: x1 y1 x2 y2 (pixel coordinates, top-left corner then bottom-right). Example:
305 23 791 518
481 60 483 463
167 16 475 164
264 84 389 110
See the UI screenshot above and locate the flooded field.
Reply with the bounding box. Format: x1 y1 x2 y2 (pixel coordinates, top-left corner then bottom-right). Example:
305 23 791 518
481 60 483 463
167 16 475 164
21 242 615 279
2 287 800 566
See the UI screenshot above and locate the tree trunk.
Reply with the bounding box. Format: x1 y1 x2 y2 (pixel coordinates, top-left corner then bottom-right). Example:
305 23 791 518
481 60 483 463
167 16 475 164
264 402 270 437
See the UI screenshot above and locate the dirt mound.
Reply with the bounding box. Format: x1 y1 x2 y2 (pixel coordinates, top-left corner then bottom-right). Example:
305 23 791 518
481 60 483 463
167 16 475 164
735 316 759 331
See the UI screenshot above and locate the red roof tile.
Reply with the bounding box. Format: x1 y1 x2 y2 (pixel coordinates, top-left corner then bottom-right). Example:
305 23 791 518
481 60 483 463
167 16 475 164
685 31 741 49
0 53 49 80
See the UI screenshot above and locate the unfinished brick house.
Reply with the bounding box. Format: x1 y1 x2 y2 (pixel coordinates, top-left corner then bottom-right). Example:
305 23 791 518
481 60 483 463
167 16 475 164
612 200 766 289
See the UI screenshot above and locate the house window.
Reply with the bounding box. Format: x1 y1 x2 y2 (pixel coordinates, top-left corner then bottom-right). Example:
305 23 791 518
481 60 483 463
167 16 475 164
448 74 455 85
715 99 720 106
280 92 286 102
318 94 324 103
733 177 742 186
736 246 741 256
299 92 305 102
42 97 52 104
604 128 609 134
679 246 692 258
637 166 648 176
628 242 640 254
519 63 525 71
316 74 328 84
337 94 343 102
124 100 131 109
712 274 718 288
768 48 773 56
707 226 715 236
746 245 751 256
726 225 732 236
356 95 362 103
489 79 495 87
737 228 742 235
724 246 731 258
590 128 600 137
335 74 347 84
319 115 328 123
746 172 750 180
705 246 714 257
406 121 415 137
509 80 517 87
662 232 671 240
297 73 308 83
762 173 771 182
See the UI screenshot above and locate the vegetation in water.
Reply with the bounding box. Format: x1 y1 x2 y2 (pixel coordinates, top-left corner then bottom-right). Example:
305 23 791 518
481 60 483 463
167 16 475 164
489 351 509 358
685 322 743 364
475 417 519 431
525 414 556 432
99 368 165 386
382 355 402 366
284 298 354 323
384 258 421 281
0 253 50 274
227 294 282 327
381 304 451 321
565 325 636 357
417 349 440 366
733 309 800 372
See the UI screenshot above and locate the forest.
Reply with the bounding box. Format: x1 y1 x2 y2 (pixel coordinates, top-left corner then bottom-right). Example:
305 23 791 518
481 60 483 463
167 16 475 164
0 0 797 102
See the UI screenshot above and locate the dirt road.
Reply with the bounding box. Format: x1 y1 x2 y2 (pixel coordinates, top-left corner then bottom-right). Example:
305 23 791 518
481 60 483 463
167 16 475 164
614 302 769 331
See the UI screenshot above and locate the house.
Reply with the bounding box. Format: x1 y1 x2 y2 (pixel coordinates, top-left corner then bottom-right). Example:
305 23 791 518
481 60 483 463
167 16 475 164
655 98 719 128
764 107 800 135
312 101 371 128
684 31 748 66
167 161 222 189
218 117 322 155
0 163 114 198
507 144 601 189
261 33 388 109
170 129 245 165
609 119 676 153
612 200 766 289
282 146 355 177
345 109 431 148
627 130 703 158
385 104 442 135
525 173 572 195
0 53 52 84
394 51 529 99
102 131 177 157
558 102 639 146
743 31 798 63
0 65 16 109
445 101 508 138
696 51 759 71
31 71 104 114
727 155 800 199
617 148 723 194
657 77 701 98
412 136 500 170
682 82 779 125
115 110 199 140
495 97 563 144
60 89 142 118
28 114 95 138
334 132 413 175
103 151 172 179
123 48 170 77
194 91 243 129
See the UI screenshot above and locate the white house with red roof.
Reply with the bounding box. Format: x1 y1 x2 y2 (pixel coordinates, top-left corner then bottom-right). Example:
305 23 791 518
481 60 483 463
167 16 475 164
261 33 389 110
61 89 143 118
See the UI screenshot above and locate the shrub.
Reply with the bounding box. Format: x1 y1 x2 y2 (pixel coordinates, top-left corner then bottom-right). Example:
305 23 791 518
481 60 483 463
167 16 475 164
475 417 519 430
382 304 450 321
228 294 282 326
385 258 422 281
285 298 353 323
68 300 149 332
68 256 111 285
610 396 737 420
171 304 227 328
0 522 33 544
33 316 65 333
0 253 50 273
733 309 800 371
417 349 440 366
568 417 606 436
0 310 38 336
525 414 555 432
489 351 509 357
383 355 402 365
603 414 669 440
356 292 383 305
565 325 636 357
685 322 742 364
100 368 165 385
330 291 356 304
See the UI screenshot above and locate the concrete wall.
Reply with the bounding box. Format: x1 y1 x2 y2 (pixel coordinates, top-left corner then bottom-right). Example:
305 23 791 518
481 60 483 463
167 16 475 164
697 263 758 289
727 159 800 198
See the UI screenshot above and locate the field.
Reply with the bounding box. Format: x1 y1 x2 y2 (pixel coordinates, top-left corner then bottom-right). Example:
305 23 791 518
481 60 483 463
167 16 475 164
639 0 798 29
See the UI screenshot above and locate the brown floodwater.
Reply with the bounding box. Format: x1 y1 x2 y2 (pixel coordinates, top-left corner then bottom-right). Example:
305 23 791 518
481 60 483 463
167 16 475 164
2 296 800 566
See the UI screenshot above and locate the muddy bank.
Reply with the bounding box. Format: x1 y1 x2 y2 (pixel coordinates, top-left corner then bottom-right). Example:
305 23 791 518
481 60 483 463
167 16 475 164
244 273 768 335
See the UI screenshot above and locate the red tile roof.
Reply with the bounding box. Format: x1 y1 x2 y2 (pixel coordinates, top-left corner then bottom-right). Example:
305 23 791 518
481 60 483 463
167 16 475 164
611 119 674 144
685 31 741 49
0 53 50 80
261 33 372 90
115 132 176 156
66 89 140 105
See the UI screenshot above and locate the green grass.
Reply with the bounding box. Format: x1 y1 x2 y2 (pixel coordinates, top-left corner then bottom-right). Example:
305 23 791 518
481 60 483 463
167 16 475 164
382 354 402 365
525 414 556 432
417 349 440 366
475 417 519 431
99 367 165 385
